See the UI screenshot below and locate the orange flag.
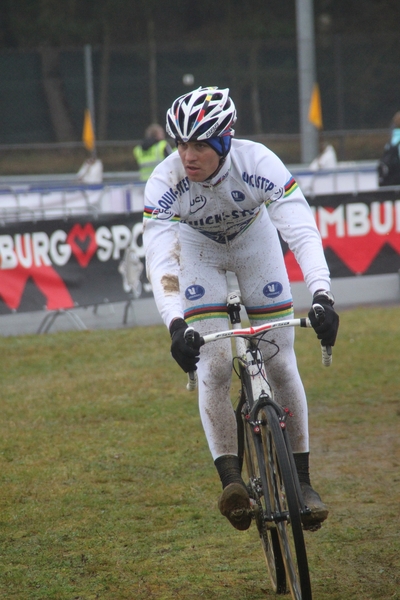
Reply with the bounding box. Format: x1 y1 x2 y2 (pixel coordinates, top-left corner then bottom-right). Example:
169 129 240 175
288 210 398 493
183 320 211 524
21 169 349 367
82 109 95 151
308 84 323 130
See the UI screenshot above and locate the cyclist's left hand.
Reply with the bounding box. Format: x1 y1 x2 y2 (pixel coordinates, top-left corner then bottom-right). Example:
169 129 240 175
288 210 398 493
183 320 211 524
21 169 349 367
308 291 339 347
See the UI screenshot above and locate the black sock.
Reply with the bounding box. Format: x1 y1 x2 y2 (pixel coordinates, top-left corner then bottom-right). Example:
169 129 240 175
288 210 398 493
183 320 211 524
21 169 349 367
214 455 244 490
294 452 311 485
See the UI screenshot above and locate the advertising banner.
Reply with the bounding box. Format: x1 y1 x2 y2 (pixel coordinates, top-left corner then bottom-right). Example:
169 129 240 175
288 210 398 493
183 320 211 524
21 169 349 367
0 213 150 314
1 186 399 314
284 187 400 281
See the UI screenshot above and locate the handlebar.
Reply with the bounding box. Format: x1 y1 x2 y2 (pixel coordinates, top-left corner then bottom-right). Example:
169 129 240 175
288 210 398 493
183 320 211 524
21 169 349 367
186 370 198 392
184 305 332 391
320 344 332 367
312 303 333 367
184 328 199 391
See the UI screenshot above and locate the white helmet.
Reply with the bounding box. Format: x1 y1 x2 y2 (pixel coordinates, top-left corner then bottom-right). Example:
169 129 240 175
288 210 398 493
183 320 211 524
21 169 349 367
166 86 236 144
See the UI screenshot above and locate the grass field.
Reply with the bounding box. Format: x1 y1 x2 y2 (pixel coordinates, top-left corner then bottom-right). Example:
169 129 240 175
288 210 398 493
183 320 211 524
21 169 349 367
0 306 399 599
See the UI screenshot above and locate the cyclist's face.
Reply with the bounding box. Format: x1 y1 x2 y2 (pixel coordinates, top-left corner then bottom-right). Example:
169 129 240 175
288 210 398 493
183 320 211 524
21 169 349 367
177 141 220 182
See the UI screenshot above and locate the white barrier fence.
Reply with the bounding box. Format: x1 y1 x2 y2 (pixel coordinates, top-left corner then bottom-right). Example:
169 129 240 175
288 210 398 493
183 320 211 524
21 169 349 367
0 180 144 223
0 160 381 223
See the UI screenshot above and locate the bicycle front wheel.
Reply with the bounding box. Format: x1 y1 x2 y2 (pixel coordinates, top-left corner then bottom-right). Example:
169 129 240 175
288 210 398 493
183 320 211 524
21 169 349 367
236 390 286 594
262 405 312 600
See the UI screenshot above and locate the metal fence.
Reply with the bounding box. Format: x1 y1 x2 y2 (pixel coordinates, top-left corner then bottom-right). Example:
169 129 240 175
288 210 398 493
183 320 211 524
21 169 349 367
0 33 399 157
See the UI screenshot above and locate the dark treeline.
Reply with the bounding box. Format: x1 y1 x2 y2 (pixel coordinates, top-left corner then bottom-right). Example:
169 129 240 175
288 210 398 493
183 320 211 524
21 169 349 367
1 0 399 48
0 0 398 146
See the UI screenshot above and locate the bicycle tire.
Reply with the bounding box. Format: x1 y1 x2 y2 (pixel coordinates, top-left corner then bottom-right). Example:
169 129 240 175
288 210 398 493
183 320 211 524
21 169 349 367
236 378 286 594
262 404 312 600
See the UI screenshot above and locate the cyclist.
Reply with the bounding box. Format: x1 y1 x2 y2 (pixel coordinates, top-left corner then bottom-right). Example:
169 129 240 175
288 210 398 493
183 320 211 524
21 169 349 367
143 87 339 531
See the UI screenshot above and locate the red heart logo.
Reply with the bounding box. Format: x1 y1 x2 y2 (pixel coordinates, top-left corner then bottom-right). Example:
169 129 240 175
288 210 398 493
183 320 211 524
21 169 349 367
67 223 98 267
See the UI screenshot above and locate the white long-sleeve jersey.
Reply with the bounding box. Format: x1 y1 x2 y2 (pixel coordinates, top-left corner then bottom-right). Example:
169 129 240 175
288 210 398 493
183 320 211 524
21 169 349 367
143 138 330 327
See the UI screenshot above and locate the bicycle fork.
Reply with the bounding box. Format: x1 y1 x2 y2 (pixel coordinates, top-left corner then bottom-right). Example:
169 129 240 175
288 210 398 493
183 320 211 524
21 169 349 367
243 393 292 528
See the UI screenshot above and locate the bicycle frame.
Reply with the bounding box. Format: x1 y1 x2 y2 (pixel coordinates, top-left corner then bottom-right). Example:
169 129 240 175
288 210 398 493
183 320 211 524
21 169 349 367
184 291 331 600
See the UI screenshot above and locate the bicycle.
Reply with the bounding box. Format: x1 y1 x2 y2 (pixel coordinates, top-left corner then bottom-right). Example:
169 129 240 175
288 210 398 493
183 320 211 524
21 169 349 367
185 291 332 600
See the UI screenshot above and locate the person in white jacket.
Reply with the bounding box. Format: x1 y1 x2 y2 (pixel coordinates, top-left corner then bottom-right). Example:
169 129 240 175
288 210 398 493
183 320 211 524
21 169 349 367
143 86 339 531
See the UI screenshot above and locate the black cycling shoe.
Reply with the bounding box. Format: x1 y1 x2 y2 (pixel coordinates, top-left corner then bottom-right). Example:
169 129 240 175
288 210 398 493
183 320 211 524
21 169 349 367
218 482 252 531
300 482 329 531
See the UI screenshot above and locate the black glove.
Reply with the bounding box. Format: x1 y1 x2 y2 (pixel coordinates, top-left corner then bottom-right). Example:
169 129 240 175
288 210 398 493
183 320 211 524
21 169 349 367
169 318 201 373
308 290 339 347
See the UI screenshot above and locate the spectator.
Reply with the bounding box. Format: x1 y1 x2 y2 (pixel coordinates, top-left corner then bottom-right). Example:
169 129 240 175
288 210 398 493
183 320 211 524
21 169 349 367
133 123 174 181
378 111 400 187
76 156 103 183
309 143 337 171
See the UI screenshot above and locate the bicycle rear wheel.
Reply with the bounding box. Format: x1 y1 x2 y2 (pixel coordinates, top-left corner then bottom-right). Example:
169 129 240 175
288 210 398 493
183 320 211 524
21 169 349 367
236 388 286 593
262 405 312 600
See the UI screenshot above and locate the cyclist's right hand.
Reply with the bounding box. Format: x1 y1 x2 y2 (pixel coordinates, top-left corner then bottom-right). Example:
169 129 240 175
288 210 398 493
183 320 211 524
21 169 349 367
169 318 201 373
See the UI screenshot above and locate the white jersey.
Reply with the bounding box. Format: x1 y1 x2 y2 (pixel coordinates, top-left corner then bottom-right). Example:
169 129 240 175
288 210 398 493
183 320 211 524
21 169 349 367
143 138 330 328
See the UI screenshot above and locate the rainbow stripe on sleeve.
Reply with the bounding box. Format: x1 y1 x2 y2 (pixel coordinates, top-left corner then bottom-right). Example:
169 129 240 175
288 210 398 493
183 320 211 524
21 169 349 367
284 177 298 197
143 205 181 222
143 206 154 219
